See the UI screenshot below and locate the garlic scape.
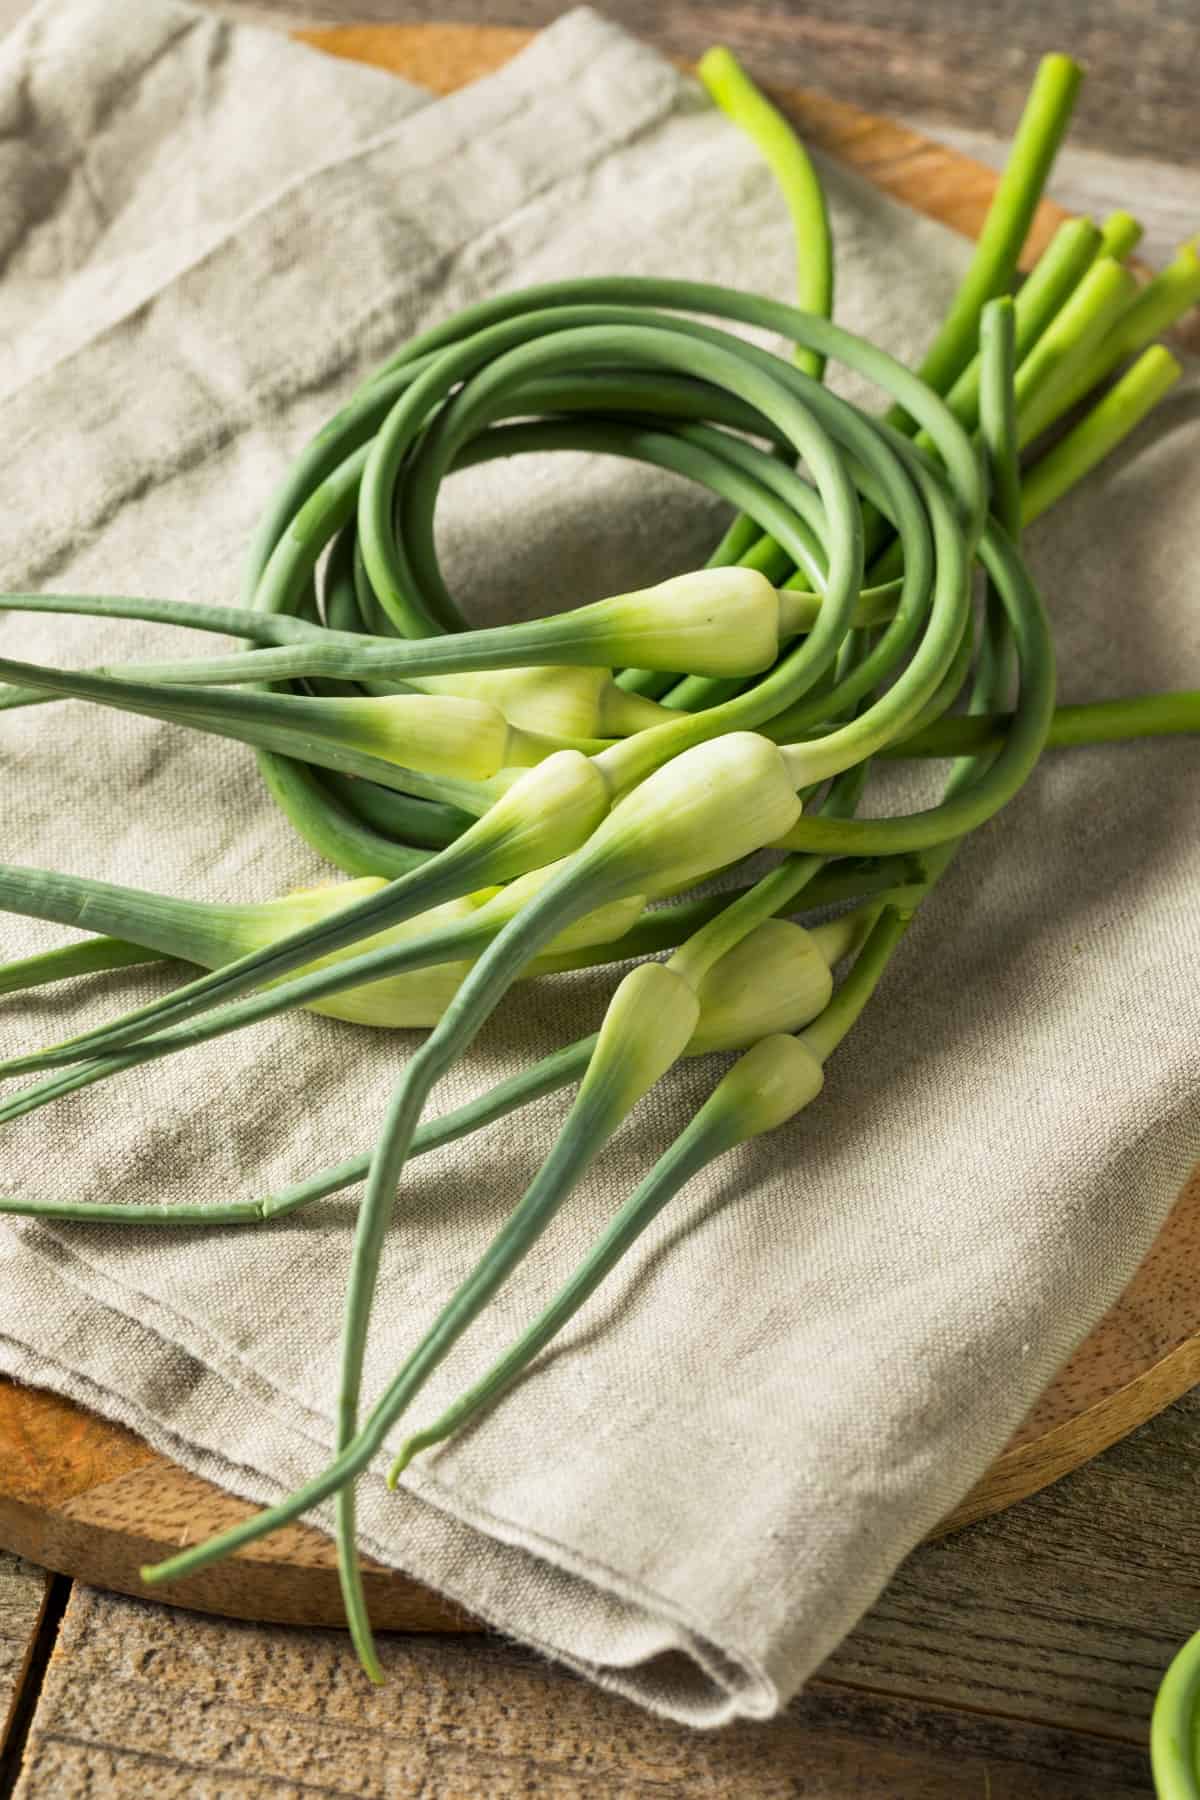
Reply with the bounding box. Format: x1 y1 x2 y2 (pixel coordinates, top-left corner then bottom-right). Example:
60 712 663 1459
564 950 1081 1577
383 908 907 1491
0 568 790 699
0 898 864 1166
0 750 617 1072
9 40 1197 1696
0 862 646 1062
290 730 811 1671
0 936 164 997
132 917 896 1597
0 655 595 786
387 1033 826 1480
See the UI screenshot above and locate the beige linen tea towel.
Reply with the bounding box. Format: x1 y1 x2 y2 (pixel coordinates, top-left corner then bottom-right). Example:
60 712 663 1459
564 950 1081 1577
1 0 1198 1726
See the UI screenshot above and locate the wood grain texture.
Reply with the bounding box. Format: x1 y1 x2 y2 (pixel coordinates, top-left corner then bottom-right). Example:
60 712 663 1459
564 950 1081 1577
215 0 1200 168
11 1578 1157 1798
1 19 1198 1644
0 1553 50 1768
17 1353 1200 1794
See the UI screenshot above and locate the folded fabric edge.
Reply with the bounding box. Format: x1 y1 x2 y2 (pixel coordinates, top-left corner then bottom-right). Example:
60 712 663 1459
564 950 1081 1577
0 1257 776 1728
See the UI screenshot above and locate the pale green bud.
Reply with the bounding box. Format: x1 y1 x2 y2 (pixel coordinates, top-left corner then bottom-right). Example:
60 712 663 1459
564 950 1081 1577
410 666 610 738
471 750 613 880
568 568 781 676
411 666 674 742
687 920 834 1054
314 693 514 781
703 1034 825 1144
578 962 701 1117
227 879 483 1026
583 732 802 899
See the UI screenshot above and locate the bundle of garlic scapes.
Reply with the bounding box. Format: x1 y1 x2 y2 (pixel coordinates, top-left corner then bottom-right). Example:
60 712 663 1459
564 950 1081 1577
2 46 1198 1683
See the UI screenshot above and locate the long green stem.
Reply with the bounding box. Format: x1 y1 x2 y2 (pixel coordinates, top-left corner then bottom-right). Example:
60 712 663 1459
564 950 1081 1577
697 48 833 381
891 52 1082 414
1034 235 1200 430
0 1037 595 1227
936 215 1102 437
889 692 1200 759
330 863 603 1675
1022 346 1183 524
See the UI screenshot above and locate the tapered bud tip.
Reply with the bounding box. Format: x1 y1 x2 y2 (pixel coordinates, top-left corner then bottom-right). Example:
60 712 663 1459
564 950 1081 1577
477 750 612 874
707 1034 824 1143
584 961 702 1111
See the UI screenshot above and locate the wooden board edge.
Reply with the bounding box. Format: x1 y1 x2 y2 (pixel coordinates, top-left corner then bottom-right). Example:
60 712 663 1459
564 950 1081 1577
0 1476 471 1635
939 1332 1200 1534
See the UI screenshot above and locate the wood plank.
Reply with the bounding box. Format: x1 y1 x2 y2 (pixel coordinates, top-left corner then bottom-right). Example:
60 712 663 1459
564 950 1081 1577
11 1581 1154 1799
0 1552 50 1770
824 1386 1200 1744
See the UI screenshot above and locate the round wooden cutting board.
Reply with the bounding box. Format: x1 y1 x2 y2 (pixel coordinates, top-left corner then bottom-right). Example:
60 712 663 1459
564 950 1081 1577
1 21 1197 1634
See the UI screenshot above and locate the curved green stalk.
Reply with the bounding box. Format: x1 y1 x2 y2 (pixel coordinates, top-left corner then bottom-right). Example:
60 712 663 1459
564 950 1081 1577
0 1037 596 1228
697 47 833 380
774 519 1054 856
981 298 1021 536
135 1034 821 1593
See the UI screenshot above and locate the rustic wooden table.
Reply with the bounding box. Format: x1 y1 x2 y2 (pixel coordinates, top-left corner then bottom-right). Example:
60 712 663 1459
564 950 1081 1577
0 3 1197 1795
